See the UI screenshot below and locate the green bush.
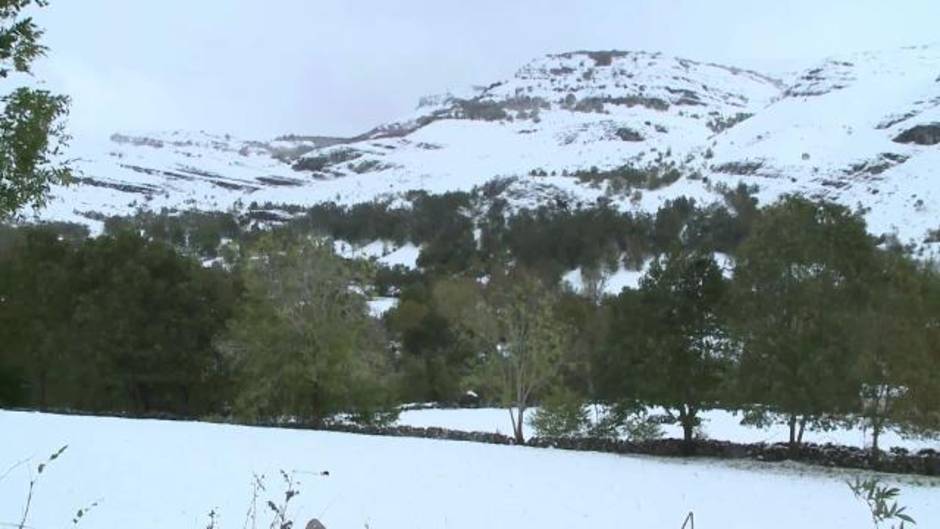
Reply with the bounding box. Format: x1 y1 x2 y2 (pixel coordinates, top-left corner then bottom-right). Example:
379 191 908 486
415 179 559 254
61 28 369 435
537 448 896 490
528 388 590 438
588 402 664 441
347 406 401 428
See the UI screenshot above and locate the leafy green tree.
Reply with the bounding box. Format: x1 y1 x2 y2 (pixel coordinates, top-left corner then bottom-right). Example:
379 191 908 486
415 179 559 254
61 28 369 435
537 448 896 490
0 0 71 217
0 227 238 414
894 261 940 435
714 182 760 250
412 191 479 274
68 230 239 414
604 251 729 451
386 290 470 403
221 234 393 423
436 269 570 442
849 250 936 452
731 196 876 450
651 197 697 252
0 225 76 407
104 209 242 259
555 290 609 401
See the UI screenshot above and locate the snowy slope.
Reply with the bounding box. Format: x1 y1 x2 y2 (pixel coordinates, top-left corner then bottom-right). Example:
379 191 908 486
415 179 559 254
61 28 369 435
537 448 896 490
31 50 780 227
2 410 938 529
29 46 940 250
706 44 940 249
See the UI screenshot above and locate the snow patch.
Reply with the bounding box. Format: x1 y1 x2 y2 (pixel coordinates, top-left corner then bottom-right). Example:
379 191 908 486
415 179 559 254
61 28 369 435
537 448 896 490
333 240 420 270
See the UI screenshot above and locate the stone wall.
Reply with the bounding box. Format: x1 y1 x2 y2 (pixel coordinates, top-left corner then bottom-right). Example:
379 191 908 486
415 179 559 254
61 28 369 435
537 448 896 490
310 421 940 477
314 422 516 446
525 436 940 476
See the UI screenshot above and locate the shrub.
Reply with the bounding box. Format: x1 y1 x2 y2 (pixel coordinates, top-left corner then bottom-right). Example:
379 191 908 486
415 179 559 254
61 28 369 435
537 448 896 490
587 403 628 439
573 97 606 113
925 227 940 244
528 387 590 438
615 127 644 142
292 148 361 172
347 406 402 428
706 112 753 134
292 155 329 172
572 164 681 192
456 99 509 121
586 51 626 67
588 402 664 441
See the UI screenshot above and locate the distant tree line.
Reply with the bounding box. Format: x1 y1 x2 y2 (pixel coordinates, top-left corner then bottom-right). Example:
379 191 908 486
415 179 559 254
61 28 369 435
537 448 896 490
1 188 938 453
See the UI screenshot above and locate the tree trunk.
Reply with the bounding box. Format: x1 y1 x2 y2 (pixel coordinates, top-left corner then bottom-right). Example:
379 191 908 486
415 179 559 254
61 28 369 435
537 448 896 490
513 406 526 444
787 414 798 452
786 415 808 454
678 407 696 456
871 417 882 457
682 421 694 445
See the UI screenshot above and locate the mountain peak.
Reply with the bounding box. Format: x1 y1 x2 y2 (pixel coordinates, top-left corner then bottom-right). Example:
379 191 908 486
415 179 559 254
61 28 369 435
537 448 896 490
31 45 940 253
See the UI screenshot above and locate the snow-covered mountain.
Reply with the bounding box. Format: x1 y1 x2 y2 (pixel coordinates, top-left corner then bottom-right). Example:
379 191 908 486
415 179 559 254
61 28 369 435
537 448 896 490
33 46 940 249
705 44 940 249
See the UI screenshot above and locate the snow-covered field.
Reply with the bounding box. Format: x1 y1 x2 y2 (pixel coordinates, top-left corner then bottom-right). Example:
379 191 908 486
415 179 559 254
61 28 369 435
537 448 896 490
2 410 938 529
397 407 940 452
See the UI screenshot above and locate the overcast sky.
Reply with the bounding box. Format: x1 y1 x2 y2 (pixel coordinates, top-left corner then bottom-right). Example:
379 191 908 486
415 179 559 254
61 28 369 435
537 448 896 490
30 0 940 143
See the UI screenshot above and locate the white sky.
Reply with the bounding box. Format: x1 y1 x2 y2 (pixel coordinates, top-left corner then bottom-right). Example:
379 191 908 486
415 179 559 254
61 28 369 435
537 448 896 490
29 0 940 143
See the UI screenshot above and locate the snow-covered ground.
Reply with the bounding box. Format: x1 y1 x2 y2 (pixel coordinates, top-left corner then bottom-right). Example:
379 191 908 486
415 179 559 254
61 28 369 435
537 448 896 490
397 407 940 452
367 296 399 318
562 262 649 295
333 240 421 270
1 410 938 529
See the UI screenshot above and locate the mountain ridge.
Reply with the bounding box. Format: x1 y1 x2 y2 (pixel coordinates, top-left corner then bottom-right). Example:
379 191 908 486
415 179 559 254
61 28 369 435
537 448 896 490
27 45 940 253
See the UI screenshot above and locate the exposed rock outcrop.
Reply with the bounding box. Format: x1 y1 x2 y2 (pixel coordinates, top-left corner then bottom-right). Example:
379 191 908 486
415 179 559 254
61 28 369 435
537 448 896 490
893 123 940 145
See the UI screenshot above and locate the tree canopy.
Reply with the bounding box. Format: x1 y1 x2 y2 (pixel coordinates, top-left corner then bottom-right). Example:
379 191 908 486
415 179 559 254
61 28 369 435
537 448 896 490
0 0 71 217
